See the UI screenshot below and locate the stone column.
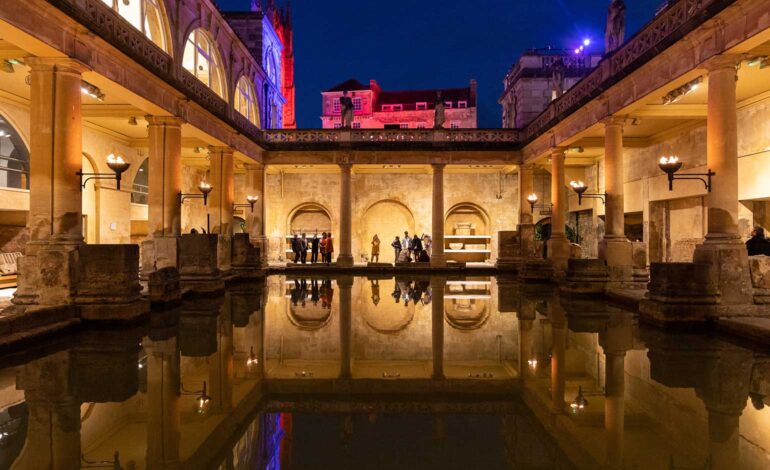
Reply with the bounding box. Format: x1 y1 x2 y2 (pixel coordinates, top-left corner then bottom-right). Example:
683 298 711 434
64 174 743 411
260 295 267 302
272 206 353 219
338 276 353 378
145 336 181 469
209 147 234 272
519 163 535 225
209 306 234 414
142 116 184 276
431 277 445 379
692 55 754 307
431 164 447 267
147 117 184 237
547 148 570 273
337 163 354 267
244 163 267 264
14 58 88 307
550 302 567 412
518 298 536 380
600 117 633 283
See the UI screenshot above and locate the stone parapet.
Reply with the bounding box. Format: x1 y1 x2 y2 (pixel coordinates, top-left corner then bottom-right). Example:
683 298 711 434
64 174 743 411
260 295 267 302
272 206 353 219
748 255 770 304
517 258 554 283
561 258 609 295
640 262 720 324
178 234 224 293
148 267 181 304
231 233 262 279
75 244 148 322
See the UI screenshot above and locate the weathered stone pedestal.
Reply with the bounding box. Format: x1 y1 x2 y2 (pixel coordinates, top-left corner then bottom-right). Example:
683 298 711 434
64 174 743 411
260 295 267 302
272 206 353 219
75 244 148 322
599 236 634 285
217 234 233 273
496 225 538 272
517 258 554 283
12 243 79 308
693 239 754 310
561 258 609 295
547 235 570 276
178 234 224 293
142 237 182 303
631 241 650 285
231 233 262 279
639 262 720 325
748 256 770 304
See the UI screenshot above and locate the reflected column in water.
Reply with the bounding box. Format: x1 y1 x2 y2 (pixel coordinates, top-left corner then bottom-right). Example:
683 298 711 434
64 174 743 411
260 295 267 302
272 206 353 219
431 277 446 379
600 314 633 469
339 276 353 378
145 336 181 469
13 352 81 470
550 302 567 412
518 298 536 380
210 298 234 413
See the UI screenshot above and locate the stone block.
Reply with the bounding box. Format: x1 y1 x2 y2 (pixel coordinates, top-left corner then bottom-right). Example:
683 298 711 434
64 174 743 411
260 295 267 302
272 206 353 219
748 255 770 304
496 230 520 270
13 246 79 307
231 233 262 278
76 244 148 322
179 234 224 293
517 259 554 283
561 258 609 295
148 267 181 304
693 240 754 307
639 262 719 324
599 237 633 283
141 237 179 276
217 234 232 272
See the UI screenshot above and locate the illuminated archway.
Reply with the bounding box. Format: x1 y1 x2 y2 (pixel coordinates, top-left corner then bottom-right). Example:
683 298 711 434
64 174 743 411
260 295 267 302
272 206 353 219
0 114 29 190
444 202 490 236
131 158 148 205
358 200 415 263
235 76 261 127
99 0 171 52
287 202 332 235
183 28 226 99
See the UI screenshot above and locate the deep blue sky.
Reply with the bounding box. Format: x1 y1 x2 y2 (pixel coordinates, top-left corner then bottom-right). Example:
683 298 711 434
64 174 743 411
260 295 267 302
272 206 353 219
216 0 663 128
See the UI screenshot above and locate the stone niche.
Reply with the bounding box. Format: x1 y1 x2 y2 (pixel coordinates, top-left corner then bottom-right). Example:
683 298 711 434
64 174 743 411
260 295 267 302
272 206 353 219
75 244 147 322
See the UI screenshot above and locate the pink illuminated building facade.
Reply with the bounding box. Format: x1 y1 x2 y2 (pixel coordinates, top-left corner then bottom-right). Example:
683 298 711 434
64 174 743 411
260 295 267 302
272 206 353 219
321 79 478 129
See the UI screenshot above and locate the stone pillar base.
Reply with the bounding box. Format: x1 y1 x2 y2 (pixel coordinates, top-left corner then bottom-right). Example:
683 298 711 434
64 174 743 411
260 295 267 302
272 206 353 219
250 235 269 267
217 234 232 274
179 234 224 293
76 244 148 322
336 254 354 268
430 254 447 268
517 259 554 283
693 238 754 308
640 262 720 325
148 267 181 304
748 256 770 304
547 235 570 275
599 236 634 284
561 258 609 295
231 233 263 279
141 237 181 304
13 243 79 307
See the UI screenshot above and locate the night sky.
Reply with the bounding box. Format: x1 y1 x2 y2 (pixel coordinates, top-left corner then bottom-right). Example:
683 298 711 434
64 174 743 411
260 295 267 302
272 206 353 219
215 0 663 129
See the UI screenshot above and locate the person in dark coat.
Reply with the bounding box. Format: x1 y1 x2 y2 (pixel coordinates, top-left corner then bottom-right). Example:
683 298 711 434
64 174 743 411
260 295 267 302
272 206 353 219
300 233 308 264
311 234 320 263
291 234 301 263
411 234 423 254
391 235 402 262
746 227 770 256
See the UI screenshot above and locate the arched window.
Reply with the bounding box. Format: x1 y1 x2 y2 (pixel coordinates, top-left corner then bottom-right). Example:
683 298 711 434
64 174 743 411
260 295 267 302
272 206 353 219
235 77 260 127
131 158 149 204
183 29 226 99
0 115 29 190
100 0 169 52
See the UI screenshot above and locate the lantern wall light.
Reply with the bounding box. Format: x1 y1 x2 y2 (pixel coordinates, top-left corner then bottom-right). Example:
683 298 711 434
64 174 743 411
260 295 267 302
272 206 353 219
526 193 553 215
233 195 259 213
658 155 714 192
569 181 606 205
179 181 213 206
77 154 130 190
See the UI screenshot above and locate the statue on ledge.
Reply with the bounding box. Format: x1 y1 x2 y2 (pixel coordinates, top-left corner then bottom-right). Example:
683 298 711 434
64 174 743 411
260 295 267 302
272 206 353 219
605 0 626 54
550 57 566 100
340 90 354 129
433 91 445 129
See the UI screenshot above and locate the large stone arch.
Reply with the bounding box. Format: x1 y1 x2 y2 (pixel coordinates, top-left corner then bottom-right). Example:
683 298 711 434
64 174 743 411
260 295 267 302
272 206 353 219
286 202 334 235
357 199 416 263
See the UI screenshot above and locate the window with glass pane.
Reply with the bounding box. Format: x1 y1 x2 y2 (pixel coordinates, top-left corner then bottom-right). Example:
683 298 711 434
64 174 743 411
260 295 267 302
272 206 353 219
183 29 226 98
100 0 168 51
235 77 260 126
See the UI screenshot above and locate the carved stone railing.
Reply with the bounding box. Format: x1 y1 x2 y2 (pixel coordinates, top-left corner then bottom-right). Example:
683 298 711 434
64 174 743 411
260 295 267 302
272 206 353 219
522 0 735 143
260 129 521 150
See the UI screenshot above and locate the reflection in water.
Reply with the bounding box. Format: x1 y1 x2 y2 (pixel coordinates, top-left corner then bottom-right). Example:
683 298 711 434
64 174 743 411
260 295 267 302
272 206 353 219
0 276 768 469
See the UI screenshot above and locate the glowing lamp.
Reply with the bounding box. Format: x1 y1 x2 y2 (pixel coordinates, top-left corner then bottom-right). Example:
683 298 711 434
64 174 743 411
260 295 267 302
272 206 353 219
658 155 714 192
194 381 212 415
569 181 605 206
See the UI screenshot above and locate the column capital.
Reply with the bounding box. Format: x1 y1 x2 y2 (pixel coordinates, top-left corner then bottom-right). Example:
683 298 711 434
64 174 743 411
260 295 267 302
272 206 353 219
519 163 537 171
145 115 185 127
431 163 446 172
550 147 567 159
703 54 744 72
602 116 627 128
208 146 235 156
25 57 90 75
338 162 353 171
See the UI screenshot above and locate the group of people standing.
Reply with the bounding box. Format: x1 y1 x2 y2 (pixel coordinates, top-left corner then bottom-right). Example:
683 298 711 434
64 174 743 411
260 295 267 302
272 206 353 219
291 233 335 264
389 231 432 263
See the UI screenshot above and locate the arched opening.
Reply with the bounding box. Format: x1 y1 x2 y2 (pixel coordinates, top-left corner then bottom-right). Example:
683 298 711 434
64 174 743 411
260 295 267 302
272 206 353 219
99 0 171 52
444 202 491 263
235 76 261 127
357 278 417 334
0 114 29 190
444 300 489 331
131 158 148 205
358 200 415 263
286 203 332 260
233 216 246 234
82 153 98 244
183 29 226 99
286 279 333 330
